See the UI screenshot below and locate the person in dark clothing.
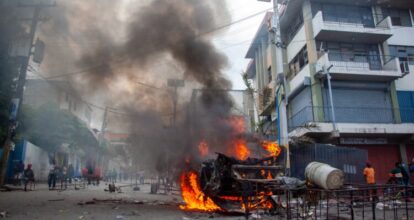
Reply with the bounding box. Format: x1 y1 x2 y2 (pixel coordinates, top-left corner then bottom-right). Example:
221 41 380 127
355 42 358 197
389 162 404 185
399 162 410 186
86 161 94 185
67 164 74 184
23 164 35 191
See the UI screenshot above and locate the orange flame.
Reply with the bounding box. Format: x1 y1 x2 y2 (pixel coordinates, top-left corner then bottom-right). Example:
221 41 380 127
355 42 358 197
179 171 222 212
219 191 274 211
198 141 209 157
261 141 281 157
233 139 250 160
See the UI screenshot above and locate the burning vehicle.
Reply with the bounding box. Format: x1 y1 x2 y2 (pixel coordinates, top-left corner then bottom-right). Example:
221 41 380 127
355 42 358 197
179 140 306 214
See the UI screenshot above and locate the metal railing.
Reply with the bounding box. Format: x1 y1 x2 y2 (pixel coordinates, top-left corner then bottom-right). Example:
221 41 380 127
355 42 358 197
288 106 402 131
325 53 398 72
320 12 389 29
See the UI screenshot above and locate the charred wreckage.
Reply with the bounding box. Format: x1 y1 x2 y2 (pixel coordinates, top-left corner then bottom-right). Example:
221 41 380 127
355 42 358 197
180 153 414 220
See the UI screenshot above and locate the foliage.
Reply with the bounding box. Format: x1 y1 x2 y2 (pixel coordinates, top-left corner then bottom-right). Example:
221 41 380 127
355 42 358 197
17 102 99 153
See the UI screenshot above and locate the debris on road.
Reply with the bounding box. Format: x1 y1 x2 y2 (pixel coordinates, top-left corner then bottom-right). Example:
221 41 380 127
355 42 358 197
48 199 65 202
0 211 8 218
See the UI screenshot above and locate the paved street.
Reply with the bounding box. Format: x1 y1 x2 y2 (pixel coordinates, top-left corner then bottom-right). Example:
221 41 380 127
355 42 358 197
0 182 252 220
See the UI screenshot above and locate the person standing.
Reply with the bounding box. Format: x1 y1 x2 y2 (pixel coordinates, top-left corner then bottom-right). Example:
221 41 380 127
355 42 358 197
23 164 35 191
363 162 377 202
67 164 74 184
389 162 404 185
399 162 410 186
48 161 57 190
363 162 376 185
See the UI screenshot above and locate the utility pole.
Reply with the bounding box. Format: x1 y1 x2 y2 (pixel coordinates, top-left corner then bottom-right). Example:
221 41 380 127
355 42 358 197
0 2 55 186
98 107 108 171
167 79 185 127
265 0 290 174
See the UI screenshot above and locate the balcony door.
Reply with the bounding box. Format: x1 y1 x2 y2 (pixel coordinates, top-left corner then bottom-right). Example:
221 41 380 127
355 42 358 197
368 50 381 70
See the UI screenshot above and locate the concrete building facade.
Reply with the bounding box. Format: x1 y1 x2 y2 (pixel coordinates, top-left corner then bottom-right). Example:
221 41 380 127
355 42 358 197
245 0 414 182
24 79 93 126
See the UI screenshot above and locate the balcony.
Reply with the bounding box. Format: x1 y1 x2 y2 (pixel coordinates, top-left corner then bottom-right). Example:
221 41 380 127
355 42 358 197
317 52 404 81
288 106 414 138
288 106 399 132
312 11 392 44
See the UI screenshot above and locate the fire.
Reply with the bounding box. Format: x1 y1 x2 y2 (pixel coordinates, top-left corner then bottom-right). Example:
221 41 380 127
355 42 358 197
233 139 250 160
261 141 281 157
198 141 209 157
218 191 274 211
227 116 245 134
179 171 222 212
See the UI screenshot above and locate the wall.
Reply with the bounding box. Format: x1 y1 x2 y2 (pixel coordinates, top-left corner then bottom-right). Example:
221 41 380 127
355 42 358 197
353 145 400 184
388 27 414 46
323 81 394 123
396 65 414 91
287 25 306 63
24 141 50 182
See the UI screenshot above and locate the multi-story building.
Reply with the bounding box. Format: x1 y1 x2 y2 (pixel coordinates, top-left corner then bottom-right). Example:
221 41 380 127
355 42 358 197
24 79 93 126
245 0 414 182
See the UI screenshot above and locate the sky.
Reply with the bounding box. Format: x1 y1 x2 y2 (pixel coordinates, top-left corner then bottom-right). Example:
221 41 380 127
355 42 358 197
216 0 272 90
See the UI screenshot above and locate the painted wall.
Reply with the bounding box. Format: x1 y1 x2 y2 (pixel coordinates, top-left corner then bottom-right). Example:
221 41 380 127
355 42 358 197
24 141 50 182
396 65 414 91
388 27 414 46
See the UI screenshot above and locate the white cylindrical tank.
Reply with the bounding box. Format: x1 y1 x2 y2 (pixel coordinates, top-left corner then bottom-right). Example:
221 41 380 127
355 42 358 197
305 162 344 190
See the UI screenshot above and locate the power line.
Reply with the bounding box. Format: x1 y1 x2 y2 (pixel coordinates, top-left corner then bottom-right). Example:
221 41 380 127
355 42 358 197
28 68 176 117
32 7 273 80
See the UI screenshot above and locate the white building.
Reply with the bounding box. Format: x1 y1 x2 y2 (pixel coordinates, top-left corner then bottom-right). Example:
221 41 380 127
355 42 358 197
245 0 414 182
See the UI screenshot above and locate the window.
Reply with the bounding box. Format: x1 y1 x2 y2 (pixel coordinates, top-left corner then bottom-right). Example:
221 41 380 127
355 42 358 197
289 46 308 76
389 45 414 65
267 67 272 83
382 8 412 27
317 41 382 69
286 13 303 44
312 3 374 27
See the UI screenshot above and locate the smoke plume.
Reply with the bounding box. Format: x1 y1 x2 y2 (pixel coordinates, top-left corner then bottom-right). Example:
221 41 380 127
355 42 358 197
39 0 245 173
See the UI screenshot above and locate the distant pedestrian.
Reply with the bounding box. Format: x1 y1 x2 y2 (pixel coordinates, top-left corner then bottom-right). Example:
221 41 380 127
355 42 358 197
409 158 414 185
60 166 68 189
67 164 74 184
48 162 57 190
399 162 410 186
23 164 35 191
363 162 375 185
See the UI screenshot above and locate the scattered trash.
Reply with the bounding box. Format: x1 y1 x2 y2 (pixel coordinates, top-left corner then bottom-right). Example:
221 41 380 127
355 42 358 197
78 216 84 220
112 206 119 210
126 210 140 216
116 215 125 219
376 202 384 210
49 199 65 202
0 211 7 218
133 200 144 204
251 213 261 219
